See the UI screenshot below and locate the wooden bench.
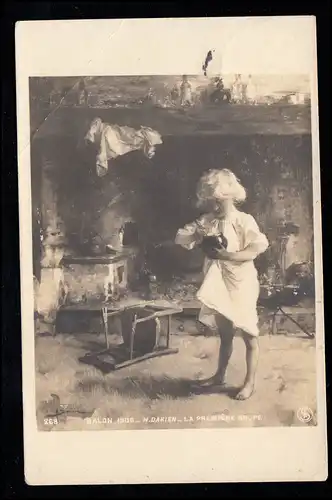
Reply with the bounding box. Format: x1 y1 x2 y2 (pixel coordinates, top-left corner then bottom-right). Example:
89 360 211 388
60 298 183 372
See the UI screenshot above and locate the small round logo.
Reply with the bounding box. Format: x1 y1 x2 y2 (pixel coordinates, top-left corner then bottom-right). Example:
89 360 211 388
297 407 313 423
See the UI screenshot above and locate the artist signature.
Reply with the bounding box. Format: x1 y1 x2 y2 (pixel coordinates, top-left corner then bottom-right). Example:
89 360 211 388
40 393 95 421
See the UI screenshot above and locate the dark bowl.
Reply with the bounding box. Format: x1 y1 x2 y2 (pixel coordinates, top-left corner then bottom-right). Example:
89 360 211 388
201 233 228 252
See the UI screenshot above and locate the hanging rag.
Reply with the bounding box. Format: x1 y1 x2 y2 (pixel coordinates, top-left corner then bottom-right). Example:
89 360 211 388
175 209 269 336
84 118 163 176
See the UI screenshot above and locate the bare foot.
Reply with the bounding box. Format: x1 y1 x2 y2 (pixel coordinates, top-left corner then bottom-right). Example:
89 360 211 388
195 375 229 389
234 384 255 401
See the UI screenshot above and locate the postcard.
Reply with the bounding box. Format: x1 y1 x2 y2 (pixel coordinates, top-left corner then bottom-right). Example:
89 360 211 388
16 16 327 484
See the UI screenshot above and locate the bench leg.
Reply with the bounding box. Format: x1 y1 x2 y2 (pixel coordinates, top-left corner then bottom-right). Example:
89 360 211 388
129 315 137 360
271 311 277 335
102 307 110 349
167 315 171 347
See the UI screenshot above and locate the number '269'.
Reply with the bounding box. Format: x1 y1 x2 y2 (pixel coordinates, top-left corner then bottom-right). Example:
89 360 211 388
44 417 58 425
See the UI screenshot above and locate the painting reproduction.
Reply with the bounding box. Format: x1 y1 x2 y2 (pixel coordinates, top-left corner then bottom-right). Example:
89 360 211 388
16 17 327 484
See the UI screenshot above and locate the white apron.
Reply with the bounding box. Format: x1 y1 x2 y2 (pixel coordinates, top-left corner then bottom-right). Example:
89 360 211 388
197 218 260 336
175 211 268 337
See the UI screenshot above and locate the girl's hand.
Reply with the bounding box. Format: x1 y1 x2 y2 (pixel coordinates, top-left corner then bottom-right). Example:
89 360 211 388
207 248 232 261
194 220 207 237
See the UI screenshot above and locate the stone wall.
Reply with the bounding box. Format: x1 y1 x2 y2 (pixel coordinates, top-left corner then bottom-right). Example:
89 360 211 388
32 133 314 282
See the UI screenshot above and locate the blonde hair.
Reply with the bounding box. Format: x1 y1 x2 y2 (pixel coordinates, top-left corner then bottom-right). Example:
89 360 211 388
196 168 246 207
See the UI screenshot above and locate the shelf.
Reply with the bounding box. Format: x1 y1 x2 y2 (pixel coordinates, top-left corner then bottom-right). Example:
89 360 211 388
62 250 136 266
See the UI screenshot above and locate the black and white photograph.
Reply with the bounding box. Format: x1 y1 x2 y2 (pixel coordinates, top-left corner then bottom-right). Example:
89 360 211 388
31 73 317 430
16 16 326 484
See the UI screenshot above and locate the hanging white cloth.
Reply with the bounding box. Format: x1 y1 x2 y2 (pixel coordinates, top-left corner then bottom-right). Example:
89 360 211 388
175 209 269 336
84 118 163 176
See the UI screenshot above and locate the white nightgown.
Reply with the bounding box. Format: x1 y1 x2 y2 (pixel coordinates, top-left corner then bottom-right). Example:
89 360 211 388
175 209 269 336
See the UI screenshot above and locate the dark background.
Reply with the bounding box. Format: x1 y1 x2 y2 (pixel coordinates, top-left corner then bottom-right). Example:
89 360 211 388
1 1 330 498
31 131 313 281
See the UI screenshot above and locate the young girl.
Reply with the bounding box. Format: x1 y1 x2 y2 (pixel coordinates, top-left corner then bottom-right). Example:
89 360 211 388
175 169 269 400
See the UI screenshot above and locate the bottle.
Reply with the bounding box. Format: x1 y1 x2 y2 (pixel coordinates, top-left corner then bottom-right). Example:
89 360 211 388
118 226 124 248
148 274 158 300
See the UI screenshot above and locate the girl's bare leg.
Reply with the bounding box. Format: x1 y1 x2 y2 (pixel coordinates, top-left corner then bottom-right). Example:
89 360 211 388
235 332 259 400
199 316 234 387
